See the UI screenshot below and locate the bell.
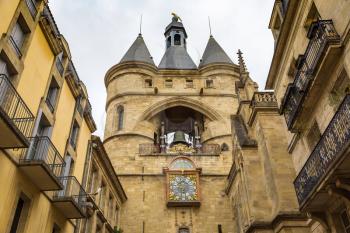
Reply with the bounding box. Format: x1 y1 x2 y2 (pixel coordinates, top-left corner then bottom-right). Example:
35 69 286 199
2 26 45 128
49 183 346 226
171 131 188 145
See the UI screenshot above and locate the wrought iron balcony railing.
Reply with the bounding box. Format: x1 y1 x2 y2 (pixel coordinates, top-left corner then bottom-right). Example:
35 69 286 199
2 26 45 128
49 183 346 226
139 143 221 155
25 0 37 19
0 74 34 141
282 20 341 130
20 136 65 177
294 95 350 207
53 176 87 218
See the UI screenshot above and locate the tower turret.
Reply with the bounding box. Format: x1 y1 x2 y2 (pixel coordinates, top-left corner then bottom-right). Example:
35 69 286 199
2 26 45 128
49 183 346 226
199 36 234 68
158 14 197 70
119 34 155 66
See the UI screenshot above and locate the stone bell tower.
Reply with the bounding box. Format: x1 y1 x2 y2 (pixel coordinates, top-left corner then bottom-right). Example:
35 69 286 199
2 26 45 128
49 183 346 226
103 14 243 233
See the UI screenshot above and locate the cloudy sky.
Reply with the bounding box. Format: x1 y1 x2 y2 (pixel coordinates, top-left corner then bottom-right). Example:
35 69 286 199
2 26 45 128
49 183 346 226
49 0 275 137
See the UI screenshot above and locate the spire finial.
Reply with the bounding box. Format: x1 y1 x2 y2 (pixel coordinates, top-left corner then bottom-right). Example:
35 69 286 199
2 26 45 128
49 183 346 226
139 14 143 35
237 49 247 74
208 16 212 37
171 12 182 22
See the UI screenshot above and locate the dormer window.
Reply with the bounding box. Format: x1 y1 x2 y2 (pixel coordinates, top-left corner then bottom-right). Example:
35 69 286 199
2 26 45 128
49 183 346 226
174 34 181 46
144 79 153 88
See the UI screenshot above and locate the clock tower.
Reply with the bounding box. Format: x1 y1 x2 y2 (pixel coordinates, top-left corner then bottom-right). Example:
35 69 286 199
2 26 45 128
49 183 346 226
103 14 252 233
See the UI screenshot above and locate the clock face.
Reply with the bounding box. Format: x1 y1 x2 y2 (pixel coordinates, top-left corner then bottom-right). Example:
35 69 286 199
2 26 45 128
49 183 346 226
169 174 198 201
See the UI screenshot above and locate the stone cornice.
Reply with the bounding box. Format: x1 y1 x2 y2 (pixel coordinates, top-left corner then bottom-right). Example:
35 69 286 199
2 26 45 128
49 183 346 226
106 92 237 111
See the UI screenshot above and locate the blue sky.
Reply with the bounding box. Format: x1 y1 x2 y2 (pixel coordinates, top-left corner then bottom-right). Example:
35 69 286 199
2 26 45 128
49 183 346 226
49 0 275 137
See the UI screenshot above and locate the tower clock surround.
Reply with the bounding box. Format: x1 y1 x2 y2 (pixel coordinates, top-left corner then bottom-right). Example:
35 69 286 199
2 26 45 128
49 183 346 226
164 157 201 207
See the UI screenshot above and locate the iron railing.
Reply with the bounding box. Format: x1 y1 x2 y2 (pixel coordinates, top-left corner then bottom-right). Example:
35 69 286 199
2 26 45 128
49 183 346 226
55 57 64 76
139 143 221 155
25 0 37 19
282 20 341 130
53 176 87 216
9 36 22 58
294 95 350 206
0 74 34 139
19 136 66 177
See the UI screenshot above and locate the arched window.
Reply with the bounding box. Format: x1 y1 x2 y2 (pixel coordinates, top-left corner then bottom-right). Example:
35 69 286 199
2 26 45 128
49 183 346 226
174 34 181 46
170 157 195 170
179 227 190 233
117 105 124 130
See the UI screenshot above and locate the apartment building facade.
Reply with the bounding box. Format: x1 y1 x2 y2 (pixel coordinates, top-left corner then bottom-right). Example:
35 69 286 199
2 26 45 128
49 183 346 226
0 1 126 233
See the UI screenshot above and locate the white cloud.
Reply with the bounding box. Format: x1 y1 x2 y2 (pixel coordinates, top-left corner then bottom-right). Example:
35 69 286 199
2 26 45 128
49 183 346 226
49 0 275 137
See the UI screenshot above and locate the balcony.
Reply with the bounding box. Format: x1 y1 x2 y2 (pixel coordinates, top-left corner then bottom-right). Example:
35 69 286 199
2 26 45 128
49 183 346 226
281 20 341 130
18 137 65 191
25 0 37 19
0 74 34 148
294 95 350 210
139 143 221 156
52 176 87 219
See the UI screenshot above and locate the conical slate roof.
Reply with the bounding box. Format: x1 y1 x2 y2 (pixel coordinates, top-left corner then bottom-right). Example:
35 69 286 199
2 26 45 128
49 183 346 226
199 36 233 68
120 34 155 66
158 46 197 70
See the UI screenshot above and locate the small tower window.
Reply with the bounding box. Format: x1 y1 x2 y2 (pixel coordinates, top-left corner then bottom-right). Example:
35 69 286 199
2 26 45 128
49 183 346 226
167 37 171 48
174 34 181 46
165 79 173 88
144 79 153 88
185 79 193 88
117 105 124 130
205 79 214 88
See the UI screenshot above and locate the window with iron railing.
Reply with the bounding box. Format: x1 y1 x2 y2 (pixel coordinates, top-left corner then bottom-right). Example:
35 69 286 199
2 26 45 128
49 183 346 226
46 78 59 113
10 16 29 58
55 53 64 76
69 122 80 150
25 0 38 19
76 96 84 116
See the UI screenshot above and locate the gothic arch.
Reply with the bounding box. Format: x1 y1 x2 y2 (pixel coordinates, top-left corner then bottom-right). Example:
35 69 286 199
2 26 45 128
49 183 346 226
140 97 222 121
